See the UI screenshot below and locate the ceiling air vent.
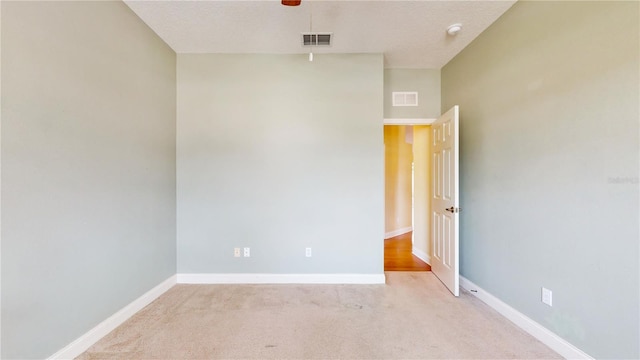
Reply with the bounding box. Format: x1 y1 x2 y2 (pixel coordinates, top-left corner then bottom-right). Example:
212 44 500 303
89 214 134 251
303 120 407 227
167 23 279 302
392 92 419 107
302 33 332 46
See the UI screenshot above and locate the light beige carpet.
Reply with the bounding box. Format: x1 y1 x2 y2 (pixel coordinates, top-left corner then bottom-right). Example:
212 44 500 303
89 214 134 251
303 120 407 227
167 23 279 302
78 272 561 359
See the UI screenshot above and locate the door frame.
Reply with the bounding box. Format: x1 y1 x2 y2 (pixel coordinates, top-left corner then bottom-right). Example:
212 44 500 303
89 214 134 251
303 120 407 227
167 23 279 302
383 117 435 267
383 110 460 298
383 118 435 126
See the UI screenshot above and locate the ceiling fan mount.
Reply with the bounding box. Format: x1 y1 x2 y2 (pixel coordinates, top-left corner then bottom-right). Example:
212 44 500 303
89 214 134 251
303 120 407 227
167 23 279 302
282 0 302 6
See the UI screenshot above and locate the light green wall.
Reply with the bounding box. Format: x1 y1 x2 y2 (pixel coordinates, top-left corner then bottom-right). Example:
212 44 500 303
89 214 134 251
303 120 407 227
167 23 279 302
177 54 384 274
442 1 639 358
1 2 177 358
384 69 440 119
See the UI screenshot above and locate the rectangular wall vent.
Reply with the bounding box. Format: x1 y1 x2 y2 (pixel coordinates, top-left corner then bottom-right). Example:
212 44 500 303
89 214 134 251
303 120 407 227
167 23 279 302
302 33 332 46
392 92 419 107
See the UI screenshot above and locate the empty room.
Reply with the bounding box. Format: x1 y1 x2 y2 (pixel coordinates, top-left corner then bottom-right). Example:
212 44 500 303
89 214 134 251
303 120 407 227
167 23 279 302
1 1 638 359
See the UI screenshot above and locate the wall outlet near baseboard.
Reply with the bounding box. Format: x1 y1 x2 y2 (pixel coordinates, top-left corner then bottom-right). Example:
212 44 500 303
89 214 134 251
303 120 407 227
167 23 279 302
305 247 312 257
234 248 241 257
542 287 553 306
243 247 250 257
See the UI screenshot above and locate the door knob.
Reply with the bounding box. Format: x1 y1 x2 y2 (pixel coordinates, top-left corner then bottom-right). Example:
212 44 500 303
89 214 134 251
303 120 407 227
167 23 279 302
445 207 461 213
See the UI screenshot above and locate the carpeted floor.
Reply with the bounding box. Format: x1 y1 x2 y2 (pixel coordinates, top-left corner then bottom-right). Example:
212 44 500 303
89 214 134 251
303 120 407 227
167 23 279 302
78 272 561 359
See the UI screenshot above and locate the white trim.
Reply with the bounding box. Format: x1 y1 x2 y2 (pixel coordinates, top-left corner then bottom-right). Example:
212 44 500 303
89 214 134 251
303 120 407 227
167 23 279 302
48 275 177 360
411 247 431 265
384 226 413 239
459 276 593 360
177 273 386 285
384 118 436 125
0 4 3 355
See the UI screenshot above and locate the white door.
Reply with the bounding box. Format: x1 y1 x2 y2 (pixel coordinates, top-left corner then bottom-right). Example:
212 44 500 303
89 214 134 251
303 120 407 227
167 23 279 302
431 106 460 296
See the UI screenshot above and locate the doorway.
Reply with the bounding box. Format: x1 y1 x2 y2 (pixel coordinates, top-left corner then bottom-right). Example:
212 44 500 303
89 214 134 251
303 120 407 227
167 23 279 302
384 124 432 271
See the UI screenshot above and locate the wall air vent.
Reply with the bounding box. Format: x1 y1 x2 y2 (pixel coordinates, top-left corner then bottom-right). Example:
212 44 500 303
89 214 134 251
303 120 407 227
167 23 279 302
302 33 332 46
392 92 419 107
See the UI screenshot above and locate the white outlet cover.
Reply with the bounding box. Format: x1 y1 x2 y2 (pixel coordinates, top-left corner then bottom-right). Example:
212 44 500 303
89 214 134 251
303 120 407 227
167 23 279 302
243 247 250 257
542 287 553 306
305 247 312 257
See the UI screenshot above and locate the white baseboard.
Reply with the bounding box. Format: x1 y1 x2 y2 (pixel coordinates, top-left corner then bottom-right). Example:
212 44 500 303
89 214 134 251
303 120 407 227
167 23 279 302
411 248 431 265
384 226 413 239
177 273 386 284
459 276 592 360
48 275 177 360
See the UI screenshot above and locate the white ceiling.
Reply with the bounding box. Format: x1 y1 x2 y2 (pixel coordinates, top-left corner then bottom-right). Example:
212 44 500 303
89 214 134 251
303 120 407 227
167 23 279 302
124 0 516 69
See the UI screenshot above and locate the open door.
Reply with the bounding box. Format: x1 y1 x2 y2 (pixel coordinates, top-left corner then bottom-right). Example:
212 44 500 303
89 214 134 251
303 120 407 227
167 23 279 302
431 106 460 296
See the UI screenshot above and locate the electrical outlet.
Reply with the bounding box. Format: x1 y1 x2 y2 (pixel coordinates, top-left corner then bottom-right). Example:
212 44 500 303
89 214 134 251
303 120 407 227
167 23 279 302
234 248 241 257
542 287 553 306
243 247 250 257
305 247 312 257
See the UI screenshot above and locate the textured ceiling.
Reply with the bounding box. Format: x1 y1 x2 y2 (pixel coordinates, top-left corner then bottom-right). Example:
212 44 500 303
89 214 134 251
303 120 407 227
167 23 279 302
124 0 516 69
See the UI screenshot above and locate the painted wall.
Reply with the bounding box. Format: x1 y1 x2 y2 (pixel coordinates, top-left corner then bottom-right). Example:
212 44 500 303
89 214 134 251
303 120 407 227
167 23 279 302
384 69 440 119
442 1 639 358
177 54 384 274
384 126 413 235
1 2 177 358
412 125 431 262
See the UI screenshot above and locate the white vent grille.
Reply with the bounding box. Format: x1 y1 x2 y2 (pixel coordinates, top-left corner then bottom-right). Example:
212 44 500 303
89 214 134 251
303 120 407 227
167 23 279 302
392 92 418 107
302 33 332 46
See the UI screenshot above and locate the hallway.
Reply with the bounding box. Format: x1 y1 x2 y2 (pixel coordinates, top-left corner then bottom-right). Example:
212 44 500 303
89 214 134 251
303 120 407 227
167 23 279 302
384 232 431 271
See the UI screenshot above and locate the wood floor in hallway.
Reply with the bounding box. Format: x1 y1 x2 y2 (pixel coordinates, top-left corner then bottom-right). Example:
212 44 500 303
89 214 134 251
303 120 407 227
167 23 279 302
384 232 431 271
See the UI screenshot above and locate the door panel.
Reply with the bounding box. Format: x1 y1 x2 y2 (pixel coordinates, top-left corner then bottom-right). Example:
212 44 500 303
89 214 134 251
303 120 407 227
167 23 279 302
431 106 460 296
